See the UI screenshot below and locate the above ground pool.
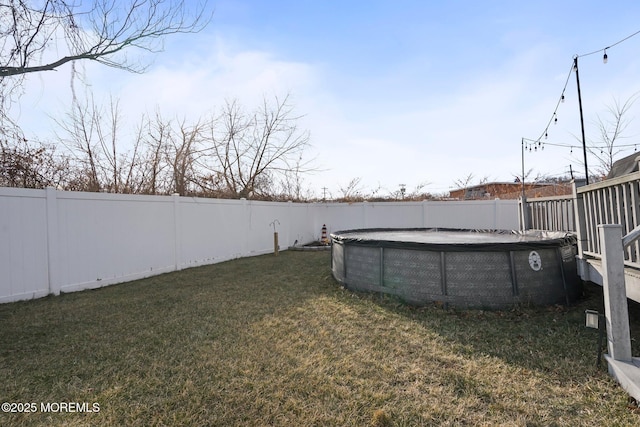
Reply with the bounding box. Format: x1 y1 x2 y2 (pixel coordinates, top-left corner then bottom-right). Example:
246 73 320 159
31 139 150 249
330 228 580 310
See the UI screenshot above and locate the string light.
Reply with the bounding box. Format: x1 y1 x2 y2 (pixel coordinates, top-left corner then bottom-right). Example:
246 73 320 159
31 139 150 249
522 137 640 156
578 29 640 57
530 62 574 147
526 28 640 169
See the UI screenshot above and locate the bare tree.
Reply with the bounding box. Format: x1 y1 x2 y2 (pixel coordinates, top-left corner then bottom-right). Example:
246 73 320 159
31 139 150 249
274 153 319 201
206 95 313 199
55 93 102 191
588 94 638 177
11 87 316 199
404 181 432 200
208 99 249 197
138 109 171 194
95 96 131 192
0 136 69 188
0 0 209 131
453 173 474 190
337 177 364 201
167 117 205 196
54 93 148 192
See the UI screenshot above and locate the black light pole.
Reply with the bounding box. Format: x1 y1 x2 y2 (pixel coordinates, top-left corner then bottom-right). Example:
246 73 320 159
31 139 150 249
573 56 590 184
521 138 526 198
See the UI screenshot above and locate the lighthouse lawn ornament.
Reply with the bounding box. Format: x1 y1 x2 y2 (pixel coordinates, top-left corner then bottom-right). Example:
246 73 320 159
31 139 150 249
321 224 329 245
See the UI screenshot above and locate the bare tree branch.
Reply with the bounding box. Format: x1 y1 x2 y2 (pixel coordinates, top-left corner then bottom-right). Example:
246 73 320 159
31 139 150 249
0 0 209 77
587 94 638 177
203 95 313 199
0 0 210 133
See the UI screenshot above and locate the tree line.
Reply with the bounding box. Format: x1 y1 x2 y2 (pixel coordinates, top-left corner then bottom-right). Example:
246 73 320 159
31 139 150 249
1 94 314 200
0 1 319 200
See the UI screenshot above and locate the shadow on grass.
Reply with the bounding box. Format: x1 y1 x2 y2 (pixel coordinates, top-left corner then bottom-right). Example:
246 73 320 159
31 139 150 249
365 280 625 380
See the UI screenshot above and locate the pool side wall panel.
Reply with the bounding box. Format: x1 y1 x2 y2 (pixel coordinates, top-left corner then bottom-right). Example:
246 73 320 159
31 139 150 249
331 240 579 309
383 249 443 304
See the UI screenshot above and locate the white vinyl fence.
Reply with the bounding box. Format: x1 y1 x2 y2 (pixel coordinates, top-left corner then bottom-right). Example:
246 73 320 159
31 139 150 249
0 187 518 303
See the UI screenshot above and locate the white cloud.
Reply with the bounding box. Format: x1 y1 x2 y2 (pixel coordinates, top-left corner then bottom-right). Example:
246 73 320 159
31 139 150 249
11 25 640 198
107 38 321 120
13 36 324 146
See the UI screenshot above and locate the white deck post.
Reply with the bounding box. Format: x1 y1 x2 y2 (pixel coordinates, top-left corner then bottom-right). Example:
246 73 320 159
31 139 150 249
599 224 632 362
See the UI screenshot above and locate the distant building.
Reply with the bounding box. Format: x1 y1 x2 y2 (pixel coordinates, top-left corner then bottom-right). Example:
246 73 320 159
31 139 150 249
607 151 640 179
449 181 572 200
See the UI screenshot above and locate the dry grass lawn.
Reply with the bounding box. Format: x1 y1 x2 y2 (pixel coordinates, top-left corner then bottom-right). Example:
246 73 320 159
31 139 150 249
1 251 640 426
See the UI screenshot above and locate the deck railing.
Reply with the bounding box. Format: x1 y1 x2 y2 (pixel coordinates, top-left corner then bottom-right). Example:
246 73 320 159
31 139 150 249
578 171 640 267
523 172 640 268
520 194 575 232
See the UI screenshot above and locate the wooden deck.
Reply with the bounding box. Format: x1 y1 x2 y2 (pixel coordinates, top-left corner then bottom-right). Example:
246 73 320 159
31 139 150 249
577 257 640 303
522 173 640 302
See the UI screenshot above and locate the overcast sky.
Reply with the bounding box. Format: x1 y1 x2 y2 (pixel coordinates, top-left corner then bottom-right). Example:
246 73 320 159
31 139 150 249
12 0 640 198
